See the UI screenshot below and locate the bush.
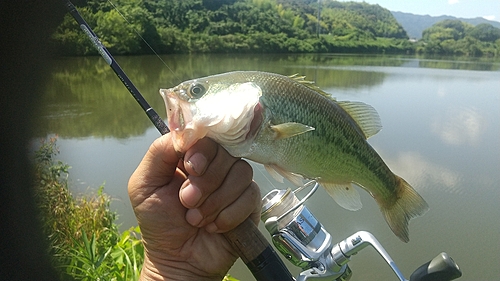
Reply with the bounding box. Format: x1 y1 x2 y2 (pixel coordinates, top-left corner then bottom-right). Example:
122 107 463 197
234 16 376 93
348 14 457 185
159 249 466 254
33 137 143 281
33 137 239 280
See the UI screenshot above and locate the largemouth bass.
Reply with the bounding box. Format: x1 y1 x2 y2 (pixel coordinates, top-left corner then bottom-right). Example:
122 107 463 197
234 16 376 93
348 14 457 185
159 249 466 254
160 71 428 242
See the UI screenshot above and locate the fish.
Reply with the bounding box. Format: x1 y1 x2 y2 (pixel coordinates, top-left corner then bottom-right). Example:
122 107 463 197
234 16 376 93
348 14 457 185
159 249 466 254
160 71 429 242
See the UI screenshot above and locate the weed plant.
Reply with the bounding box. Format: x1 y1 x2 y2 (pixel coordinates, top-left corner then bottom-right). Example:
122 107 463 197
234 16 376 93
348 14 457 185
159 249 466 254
33 137 239 281
33 137 143 280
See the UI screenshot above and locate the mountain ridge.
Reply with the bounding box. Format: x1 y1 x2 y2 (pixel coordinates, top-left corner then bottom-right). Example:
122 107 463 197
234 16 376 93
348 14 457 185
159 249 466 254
391 11 500 39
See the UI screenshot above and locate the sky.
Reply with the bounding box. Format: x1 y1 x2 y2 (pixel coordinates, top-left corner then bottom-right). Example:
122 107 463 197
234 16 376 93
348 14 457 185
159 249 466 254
341 0 500 23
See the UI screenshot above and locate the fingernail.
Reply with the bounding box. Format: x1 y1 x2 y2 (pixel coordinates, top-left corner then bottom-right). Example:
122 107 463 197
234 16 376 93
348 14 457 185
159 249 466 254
186 209 203 226
180 184 202 208
205 222 218 233
186 152 208 175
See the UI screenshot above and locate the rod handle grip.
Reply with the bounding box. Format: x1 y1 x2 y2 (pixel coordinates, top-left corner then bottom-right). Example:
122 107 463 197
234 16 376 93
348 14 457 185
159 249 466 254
223 218 294 281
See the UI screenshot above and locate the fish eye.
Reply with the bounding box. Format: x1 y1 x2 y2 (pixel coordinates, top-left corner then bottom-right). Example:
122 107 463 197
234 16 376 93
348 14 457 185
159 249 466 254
189 83 206 98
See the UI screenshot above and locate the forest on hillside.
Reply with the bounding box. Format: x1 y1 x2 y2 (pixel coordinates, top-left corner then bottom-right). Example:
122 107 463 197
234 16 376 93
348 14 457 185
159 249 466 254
52 0 414 55
53 0 500 57
417 20 500 56
392 11 500 40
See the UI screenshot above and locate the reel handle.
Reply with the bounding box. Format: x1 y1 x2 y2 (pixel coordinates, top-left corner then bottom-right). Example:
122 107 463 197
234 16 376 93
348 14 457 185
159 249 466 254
410 252 462 281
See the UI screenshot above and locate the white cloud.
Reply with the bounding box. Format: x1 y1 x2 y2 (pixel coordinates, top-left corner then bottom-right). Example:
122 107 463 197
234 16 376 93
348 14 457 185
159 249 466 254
483 15 495 21
431 106 485 146
386 151 462 194
437 85 447 98
448 0 459 4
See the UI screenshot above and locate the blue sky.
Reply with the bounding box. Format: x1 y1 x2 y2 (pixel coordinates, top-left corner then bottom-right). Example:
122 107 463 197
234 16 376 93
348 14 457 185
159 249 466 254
340 0 500 23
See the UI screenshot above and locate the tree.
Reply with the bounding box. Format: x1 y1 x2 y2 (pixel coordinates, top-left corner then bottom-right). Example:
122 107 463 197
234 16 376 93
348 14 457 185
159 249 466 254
435 19 469 38
94 1 149 55
468 23 500 42
51 7 97 55
51 0 415 55
420 19 499 56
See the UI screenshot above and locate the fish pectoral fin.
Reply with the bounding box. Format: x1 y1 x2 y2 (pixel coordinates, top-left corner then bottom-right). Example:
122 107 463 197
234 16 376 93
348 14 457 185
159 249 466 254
264 165 284 183
322 182 362 211
270 122 315 140
337 101 382 139
265 164 304 187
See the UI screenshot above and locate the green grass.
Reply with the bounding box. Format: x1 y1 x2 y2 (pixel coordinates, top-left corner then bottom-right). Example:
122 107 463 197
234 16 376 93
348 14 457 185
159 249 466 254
33 137 143 281
33 137 239 281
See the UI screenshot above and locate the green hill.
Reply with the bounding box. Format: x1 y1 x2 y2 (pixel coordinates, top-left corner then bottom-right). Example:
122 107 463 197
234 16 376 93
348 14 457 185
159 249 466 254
52 0 412 55
392 11 500 39
417 19 500 56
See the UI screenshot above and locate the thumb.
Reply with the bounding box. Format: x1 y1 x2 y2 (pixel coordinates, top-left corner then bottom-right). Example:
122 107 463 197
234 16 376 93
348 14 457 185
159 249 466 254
128 133 183 207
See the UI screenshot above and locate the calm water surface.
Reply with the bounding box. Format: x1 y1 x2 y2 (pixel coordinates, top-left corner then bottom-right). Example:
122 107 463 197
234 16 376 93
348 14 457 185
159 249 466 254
40 54 500 280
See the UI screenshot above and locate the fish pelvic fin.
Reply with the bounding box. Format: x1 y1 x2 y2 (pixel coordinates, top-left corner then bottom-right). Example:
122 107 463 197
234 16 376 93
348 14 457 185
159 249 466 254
337 101 382 139
265 164 304 187
270 122 315 140
380 175 429 243
322 182 362 211
264 164 284 183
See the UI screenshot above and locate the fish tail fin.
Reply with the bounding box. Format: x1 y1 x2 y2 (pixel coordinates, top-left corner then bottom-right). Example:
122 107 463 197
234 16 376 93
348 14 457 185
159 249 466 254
380 175 429 243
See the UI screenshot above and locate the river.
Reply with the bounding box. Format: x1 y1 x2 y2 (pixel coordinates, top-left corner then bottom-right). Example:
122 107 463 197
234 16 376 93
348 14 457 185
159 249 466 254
39 53 500 280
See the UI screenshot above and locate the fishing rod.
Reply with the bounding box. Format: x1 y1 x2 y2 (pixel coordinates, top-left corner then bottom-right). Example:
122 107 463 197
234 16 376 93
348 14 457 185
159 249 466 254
60 2 463 281
61 0 168 135
61 1 293 280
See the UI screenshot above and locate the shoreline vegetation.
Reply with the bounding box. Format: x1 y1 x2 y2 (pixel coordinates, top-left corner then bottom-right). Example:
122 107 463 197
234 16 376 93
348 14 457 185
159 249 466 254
52 0 500 57
33 137 240 280
33 137 143 281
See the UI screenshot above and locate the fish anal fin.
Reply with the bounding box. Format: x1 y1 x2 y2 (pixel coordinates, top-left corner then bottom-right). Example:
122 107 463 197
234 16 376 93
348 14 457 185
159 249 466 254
322 182 362 211
379 175 429 243
270 122 315 140
265 164 304 187
337 101 382 139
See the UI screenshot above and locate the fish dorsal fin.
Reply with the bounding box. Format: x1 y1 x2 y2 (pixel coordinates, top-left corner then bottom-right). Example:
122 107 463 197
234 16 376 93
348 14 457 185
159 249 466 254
321 182 362 211
289 74 336 101
270 122 315 140
288 74 381 139
337 101 382 139
265 164 304 187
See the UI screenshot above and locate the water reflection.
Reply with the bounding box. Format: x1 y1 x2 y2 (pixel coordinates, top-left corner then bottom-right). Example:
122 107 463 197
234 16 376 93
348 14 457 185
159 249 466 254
386 151 462 195
42 54 499 139
40 54 393 139
418 57 500 71
431 106 486 146
40 54 500 280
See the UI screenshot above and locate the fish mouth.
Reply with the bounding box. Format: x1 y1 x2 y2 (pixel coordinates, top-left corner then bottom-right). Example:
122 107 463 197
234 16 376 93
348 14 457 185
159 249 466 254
160 89 184 132
159 82 262 153
160 88 205 153
160 89 190 152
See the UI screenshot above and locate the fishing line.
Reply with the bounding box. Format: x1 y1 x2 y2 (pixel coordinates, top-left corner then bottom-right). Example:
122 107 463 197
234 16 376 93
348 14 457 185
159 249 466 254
63 2 295 280
106 0 180 83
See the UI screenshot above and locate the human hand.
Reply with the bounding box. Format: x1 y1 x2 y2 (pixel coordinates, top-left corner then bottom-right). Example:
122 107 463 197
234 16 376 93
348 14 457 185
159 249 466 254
128 134 261 281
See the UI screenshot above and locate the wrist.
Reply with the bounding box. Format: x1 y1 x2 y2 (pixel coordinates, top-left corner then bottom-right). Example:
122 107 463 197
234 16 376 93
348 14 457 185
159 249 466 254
140 251 225 281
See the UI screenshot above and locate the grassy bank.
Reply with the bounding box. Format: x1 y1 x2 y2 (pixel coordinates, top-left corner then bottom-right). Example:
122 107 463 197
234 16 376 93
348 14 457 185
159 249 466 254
33 137 240 280
33 137 143 281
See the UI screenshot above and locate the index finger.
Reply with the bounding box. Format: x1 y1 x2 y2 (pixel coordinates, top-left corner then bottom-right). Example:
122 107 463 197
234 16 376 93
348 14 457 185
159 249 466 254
182 138 220 177
179 138 240 209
